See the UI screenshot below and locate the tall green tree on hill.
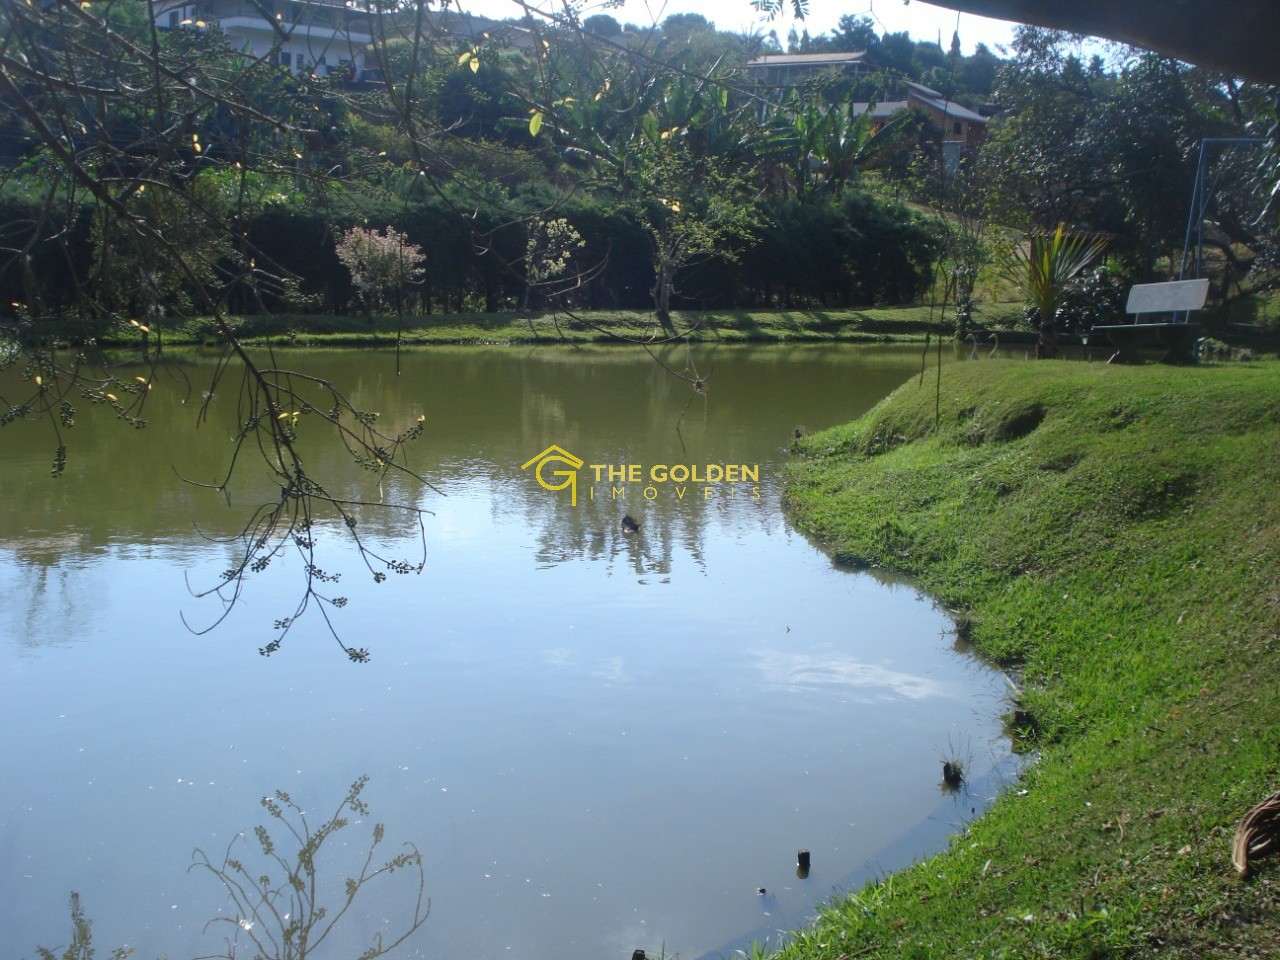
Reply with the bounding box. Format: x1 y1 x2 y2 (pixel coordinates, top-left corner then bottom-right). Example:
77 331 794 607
526 39 767 333
980 28 1254 279
832 14 878 52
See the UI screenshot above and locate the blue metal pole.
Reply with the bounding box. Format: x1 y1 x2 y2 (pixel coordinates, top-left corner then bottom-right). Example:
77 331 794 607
1176 138 1265 322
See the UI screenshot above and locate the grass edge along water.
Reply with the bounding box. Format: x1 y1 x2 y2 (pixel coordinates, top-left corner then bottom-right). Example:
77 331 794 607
780 359 1280 960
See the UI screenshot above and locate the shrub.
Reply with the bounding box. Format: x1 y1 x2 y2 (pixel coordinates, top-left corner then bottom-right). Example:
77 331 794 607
335 226 426 316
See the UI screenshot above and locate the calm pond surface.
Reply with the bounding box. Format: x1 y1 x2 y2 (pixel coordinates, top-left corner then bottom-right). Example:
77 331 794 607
1 344 1013 960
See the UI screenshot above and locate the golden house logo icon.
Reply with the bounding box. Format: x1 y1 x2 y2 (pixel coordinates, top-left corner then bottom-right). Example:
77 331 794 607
521 445 584 506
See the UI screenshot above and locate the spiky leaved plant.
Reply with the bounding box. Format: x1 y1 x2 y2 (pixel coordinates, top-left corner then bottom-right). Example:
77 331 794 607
1003 224 1109 358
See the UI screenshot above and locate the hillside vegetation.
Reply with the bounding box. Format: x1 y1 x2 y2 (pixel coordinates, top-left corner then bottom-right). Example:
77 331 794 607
783 361 1280 959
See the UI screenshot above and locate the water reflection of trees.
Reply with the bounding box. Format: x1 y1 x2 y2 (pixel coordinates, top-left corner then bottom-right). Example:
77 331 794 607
504 471 783 579
0 555 95 650
0 346 927 646
530 496 683 579
0 345 919 557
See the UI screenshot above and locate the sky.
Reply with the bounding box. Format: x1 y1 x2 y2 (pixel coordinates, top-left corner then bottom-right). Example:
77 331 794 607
467 0 1021 55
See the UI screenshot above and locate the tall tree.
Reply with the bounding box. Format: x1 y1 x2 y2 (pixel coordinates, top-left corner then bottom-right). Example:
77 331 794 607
909 0 1280 85
755 0 1280 84
980 30 1242 277
831 14 878 52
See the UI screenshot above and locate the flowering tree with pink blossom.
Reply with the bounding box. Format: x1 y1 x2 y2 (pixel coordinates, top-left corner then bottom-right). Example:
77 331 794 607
335 226 426 319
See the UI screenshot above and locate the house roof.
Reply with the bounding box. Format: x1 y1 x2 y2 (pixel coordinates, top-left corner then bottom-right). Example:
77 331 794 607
911 91 987 124
852 101 909 119
746 51 869 69
851 92 987 126
899 81 987 123
903 80 943 97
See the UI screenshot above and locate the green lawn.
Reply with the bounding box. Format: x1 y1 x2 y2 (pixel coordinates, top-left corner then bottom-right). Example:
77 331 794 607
92 303 1029 347
782 360 1280 959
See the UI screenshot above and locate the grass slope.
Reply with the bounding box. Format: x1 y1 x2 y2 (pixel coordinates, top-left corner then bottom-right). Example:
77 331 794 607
782 361 1280 959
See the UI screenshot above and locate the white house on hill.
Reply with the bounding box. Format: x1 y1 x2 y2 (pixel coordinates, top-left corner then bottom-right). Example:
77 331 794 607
152 0 373 80
745 50 874 87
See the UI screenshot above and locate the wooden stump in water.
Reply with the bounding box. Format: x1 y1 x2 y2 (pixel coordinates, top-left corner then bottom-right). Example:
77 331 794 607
942 761 964 788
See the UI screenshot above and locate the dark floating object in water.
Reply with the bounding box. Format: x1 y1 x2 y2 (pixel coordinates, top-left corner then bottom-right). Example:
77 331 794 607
633 951 646 960
796 848 811 879
756 886 767 896
942 760 965 788
621 514 640 535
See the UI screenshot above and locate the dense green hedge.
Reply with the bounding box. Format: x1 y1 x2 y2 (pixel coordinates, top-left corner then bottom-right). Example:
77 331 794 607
1 184 938 319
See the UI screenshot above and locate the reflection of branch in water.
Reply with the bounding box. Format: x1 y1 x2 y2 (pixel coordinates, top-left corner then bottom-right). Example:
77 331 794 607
190 777 428 960
0 0 571 659
33 778 428 960
665 338 720 459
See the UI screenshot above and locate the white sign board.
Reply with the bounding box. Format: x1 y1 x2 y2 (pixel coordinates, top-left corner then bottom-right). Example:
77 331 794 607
1125 279 1210 315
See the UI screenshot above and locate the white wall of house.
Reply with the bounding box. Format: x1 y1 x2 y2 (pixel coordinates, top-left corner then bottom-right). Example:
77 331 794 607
154 0 371 78
223 28 367 77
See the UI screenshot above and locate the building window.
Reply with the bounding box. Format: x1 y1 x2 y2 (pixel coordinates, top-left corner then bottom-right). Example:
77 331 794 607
278 51 293 69
168 10 179 26
952 121 963 136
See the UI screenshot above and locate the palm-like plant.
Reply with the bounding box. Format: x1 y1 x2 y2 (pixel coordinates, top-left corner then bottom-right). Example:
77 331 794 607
1003 223 1109 358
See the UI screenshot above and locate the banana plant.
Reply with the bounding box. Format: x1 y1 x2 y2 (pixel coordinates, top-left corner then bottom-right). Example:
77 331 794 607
785 93 911 196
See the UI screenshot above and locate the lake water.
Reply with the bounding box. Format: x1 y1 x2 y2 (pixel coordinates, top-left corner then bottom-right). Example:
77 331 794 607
0 344 1013 960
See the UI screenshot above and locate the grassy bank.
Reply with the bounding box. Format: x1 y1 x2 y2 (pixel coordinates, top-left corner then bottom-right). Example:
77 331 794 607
91 303 1028 348
782 361 1280 959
